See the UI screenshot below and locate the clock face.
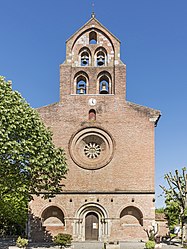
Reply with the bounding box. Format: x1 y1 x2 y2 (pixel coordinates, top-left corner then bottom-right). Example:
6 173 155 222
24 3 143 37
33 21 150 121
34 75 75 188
88 98 97 106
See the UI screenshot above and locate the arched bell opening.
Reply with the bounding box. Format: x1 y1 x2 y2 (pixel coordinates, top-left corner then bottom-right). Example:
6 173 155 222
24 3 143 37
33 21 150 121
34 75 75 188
74 71 89 94
77 77 87 94
97 51 105 66
81 52 89 66
99 78 109 94
79 47 91 66
97 72 112 94
95 47 107 67
89 31 97 44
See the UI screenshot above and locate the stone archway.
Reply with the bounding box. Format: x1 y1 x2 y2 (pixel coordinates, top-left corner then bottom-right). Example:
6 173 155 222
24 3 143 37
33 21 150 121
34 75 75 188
75 203 109 241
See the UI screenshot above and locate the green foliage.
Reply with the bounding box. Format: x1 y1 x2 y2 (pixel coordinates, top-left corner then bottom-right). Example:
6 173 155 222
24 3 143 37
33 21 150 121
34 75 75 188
16 236 28 248
0 76 67 234
149 231 155 241
145 240 155 249
0 192 27 235
160 168 187 244
53 233 72 248
155 207 164 214
164 199 180 230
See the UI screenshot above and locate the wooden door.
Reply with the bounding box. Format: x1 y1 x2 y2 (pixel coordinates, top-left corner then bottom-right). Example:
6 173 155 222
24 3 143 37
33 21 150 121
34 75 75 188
85 212 99 240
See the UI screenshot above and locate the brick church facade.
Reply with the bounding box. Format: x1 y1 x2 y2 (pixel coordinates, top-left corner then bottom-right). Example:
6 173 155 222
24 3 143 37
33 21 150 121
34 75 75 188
29 15 161 242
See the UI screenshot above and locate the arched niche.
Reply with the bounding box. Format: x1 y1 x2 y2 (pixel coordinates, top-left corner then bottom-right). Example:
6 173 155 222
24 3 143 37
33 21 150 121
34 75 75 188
89 109 96 121
41 206 65 227
120 206 143 226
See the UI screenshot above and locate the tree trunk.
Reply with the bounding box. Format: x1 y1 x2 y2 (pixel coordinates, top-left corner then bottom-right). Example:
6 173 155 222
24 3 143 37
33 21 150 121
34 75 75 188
181 220 185 246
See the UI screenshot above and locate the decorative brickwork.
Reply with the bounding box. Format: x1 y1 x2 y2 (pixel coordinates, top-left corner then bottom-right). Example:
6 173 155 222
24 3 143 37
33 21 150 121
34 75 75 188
29 15 161 242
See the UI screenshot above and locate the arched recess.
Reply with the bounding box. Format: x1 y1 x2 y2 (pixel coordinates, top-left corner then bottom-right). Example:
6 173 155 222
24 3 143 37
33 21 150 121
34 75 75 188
75 203 109 241
41 206 65 227
120 206 143 226
79 47 91 66
97 71 112 94
74 71 89 94
95 47 107 66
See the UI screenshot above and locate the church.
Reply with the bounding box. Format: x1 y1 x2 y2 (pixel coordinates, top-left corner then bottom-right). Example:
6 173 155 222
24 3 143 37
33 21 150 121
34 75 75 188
29 14 161 242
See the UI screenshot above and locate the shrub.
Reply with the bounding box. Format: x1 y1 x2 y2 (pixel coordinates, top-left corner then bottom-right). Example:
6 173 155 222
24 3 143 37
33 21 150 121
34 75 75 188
53 233 72 248
145 240 155 249
16 236 28 248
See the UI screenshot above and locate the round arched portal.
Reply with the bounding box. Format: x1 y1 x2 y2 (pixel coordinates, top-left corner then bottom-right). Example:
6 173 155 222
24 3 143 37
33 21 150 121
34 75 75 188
75 203 108 241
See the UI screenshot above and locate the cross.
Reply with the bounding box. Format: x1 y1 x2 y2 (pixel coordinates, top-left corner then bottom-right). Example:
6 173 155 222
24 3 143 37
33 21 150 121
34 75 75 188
91 2 95 18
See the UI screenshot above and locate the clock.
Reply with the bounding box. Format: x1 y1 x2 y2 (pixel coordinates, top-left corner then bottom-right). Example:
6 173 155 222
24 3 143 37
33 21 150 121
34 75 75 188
88 98 97 106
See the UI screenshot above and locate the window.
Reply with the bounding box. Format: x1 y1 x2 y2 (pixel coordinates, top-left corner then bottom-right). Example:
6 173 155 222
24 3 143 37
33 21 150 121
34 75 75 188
89 109 96 121
89 31 97 44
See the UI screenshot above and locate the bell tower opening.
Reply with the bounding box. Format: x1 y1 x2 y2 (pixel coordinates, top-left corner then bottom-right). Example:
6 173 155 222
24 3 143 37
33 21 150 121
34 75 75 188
76 76 87 94
89 31 97 44
99 77 109 94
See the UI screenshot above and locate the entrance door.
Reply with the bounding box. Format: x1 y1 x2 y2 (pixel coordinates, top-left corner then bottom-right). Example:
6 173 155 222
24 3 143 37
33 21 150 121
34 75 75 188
85 212 99 240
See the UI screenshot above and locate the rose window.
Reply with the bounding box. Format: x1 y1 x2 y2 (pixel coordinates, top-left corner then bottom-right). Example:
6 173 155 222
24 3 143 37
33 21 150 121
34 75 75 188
84 143 101 158
69 128 114 170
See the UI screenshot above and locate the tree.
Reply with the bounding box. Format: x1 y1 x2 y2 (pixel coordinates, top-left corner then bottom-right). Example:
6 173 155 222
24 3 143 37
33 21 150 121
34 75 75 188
0 192 28 235
0 76 67 234
160 167 187 244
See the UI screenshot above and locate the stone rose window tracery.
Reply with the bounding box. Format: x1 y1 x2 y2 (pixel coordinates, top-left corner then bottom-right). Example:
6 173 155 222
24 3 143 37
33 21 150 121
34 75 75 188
84 142 101 159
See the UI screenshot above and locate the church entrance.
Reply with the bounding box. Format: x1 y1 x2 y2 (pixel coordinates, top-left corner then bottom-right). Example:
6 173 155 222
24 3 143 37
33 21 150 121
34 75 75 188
75 203 108 241
85 212 99 240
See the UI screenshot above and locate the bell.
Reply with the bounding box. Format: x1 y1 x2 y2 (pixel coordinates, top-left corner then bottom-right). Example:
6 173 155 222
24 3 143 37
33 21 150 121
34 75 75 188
79 87 85 94
82 55 89 65
97 55 105 66
100 82 108 94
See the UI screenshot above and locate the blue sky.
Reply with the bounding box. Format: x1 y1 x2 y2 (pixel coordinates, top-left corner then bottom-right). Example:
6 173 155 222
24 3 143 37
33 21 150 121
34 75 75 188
1 0 187 208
